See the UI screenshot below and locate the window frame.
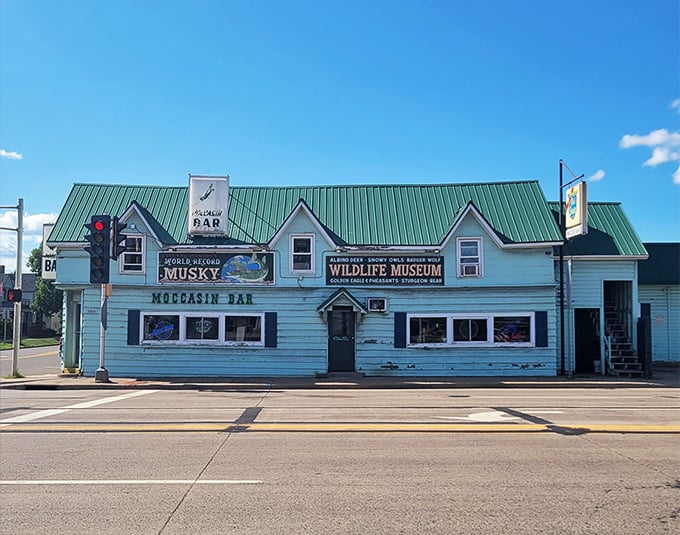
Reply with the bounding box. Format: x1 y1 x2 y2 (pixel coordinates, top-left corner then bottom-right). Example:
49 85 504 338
120 234 145 274
406 312 535 348
289 234 315 274
457 237 482 278
140 311 265 346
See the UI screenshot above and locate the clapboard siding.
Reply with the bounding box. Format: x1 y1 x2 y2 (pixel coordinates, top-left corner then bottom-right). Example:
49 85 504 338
76 284 557 377
639 285 680 363
567 260 637 307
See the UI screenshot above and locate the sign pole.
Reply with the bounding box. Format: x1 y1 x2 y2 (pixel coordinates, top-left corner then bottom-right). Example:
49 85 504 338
558 160 585 378
11 199 23 377
94 283 110 382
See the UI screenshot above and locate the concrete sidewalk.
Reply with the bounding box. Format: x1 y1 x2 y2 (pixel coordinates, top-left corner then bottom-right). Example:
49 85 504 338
1 366 678 390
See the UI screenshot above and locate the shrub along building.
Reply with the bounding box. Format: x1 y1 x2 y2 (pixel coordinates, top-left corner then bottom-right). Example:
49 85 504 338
47 176 650 378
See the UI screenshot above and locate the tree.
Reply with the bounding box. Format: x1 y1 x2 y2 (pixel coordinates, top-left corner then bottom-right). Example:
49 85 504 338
27 245 63 318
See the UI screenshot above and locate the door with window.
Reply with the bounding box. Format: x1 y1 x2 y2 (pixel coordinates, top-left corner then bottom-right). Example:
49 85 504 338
328 306 355 372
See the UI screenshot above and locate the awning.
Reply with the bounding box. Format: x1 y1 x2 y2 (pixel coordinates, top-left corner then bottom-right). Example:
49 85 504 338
317 287 368 321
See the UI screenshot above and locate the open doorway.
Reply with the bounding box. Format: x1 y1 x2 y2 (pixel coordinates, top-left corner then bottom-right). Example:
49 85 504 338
574 308 600 373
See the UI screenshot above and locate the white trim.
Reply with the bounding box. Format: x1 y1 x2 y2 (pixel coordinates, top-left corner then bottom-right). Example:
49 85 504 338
406 312 535 348
268 201 337 250
140 312 265 346
289 233 315 274
441 204 505 250
439 203 561 250
563 255 649 261
119 234 145 274
457 237 483 278
118 204 165 247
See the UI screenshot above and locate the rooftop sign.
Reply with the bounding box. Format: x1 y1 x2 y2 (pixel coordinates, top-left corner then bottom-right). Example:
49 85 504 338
187 175 229 236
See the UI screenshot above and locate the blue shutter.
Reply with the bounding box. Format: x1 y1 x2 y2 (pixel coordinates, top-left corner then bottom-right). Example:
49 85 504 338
265 312 277 348
127 310 140 345
394 312 407 348
535 311 548 347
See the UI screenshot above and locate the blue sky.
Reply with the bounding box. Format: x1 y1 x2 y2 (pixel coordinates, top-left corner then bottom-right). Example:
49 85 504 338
1 0 679 271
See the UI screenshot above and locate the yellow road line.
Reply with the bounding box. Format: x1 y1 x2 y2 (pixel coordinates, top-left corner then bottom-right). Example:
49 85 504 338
0 350 58 361
1 422 679 433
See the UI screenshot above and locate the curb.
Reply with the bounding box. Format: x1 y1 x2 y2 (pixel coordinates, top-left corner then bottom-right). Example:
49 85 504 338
1 375 677 390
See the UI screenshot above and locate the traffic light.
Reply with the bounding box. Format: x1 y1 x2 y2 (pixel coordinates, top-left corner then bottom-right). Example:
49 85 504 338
111 216 128 260
7 288 22 303
84 215 111 284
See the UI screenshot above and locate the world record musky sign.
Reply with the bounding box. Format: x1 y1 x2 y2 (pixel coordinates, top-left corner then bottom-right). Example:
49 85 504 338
158 252 274 284
326 255 444 286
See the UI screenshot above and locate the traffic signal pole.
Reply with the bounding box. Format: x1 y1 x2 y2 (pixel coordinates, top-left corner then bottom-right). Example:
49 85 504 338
11 199 23 377
95 283 110 383
84 215 126 382
0 198 24 377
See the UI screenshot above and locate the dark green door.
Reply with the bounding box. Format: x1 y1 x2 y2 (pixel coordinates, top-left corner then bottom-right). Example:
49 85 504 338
328 307 355 372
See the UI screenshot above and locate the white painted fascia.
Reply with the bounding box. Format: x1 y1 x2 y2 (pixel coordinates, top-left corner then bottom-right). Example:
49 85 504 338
563 255 649 261
268 200 337 250
440 203 561 250
118 204 165 248
439 203 505 250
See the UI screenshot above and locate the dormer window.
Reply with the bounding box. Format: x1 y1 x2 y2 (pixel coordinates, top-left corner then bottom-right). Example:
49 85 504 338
120 235 145 273
457 237 482 277
290 234 314 273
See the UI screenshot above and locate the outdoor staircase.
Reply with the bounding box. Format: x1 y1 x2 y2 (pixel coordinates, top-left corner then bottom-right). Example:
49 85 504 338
603 304 643 378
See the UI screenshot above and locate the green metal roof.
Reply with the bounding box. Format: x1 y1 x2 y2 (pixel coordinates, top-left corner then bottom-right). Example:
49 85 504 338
50 180 563 246
549 202 647 257
639 243 680 284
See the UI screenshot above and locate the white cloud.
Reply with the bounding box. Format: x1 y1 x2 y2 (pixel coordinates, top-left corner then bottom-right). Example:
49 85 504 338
0 149 23 160
619 128 680 149
620 122 680 184
0 211 58 273
644 146 680 167
588 169 605 182
672 99 680 113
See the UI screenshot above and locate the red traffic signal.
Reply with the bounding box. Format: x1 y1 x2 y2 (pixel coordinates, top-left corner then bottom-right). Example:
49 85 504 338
7 288 23 303
84 215 111 284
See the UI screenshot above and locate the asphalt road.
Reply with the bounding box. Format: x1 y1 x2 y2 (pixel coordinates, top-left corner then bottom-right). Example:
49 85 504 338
0 345 60 378
0 386 678 534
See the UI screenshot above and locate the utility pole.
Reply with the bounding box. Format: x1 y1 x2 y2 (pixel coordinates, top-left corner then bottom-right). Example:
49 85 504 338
0 198 24 377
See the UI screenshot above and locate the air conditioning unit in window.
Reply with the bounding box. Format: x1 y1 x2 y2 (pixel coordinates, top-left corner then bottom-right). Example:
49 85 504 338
367 297 388 312
461 264 479 277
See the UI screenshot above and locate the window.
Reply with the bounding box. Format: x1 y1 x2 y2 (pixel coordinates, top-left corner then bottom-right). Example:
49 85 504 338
290 234 314 273
225 315 262 343
493 316 531 343
143 314 180 342
453 318 488 342
409 316 448 344
141 312 264 345
185 315 220 341
121 235 144 273
457 238 481 277
407 313 534 347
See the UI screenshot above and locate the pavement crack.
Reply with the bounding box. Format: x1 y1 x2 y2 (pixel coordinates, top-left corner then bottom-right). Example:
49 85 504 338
157 431 235 534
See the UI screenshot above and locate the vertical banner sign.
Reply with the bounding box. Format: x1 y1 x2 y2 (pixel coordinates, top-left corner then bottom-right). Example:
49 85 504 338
188 175 229 236
42 223 57 280
565 181 588 239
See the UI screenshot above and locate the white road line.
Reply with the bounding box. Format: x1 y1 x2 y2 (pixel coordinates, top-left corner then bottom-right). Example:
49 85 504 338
0 390 159 427
0 480 263 485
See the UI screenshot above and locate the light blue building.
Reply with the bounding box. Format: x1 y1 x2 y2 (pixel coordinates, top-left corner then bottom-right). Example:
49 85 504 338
47 178 649 378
